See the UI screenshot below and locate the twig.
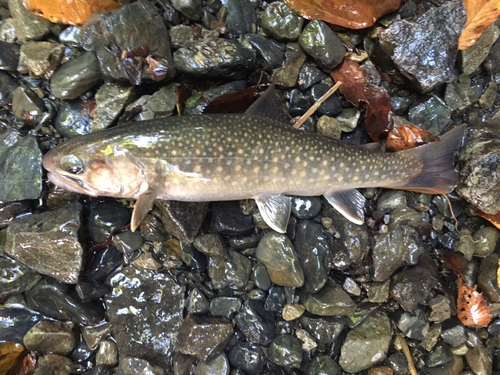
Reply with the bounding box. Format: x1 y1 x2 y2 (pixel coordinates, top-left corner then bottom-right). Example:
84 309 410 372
293 81 342 129
396 333 418 375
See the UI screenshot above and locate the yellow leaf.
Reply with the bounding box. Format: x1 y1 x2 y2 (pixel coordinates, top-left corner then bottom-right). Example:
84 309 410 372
0 342 24 375
459 0 500 50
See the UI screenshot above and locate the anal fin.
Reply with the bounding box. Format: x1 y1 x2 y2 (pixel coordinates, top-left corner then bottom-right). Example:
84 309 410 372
324 190 366 225
255 194 291 233
131 192 156 232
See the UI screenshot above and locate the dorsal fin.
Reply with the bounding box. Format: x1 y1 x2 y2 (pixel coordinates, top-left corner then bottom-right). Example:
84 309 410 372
245 84 290 124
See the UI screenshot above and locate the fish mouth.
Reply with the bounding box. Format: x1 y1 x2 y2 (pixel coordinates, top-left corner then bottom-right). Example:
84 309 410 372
47 172 99 197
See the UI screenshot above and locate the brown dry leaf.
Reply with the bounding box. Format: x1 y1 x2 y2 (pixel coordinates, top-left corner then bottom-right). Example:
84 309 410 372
22 0 122 26
459 0 500 50
457 274 492 328
284 0 401 29
442 249 468 276
330 60 394 142
203 86 260 114
477 210 500 229
0 342 25 375
386 124 440 151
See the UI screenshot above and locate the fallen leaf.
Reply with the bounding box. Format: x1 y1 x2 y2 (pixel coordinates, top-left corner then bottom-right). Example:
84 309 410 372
459 0 500 50
145 56 169 82
330 60 394 142
386 124 440 151
203 86 260 114
442 249 468 275
477 210 500 229
457 274 492 328
0 342 25 375
284 0 401 29
22 0 122 26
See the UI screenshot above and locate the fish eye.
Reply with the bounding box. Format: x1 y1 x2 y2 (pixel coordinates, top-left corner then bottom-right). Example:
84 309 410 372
61 155 84 174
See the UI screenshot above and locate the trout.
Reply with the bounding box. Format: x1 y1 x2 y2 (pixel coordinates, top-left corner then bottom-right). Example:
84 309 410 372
43 86 466 232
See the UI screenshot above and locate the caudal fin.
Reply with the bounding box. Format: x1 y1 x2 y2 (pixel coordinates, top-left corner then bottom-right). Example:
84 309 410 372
393 124 467 194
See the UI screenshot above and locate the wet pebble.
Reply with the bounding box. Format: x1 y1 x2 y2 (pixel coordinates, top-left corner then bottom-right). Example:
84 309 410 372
397 307 429 340
379 1 466 92
441 322 466 347
138 214 168 242
298 63 327 90
260 2 303 41
465 345 492 375
0 304 44 343
177 314 233 362
457 133 500 214
256 231 304 287
292 197 322 219
478 254 500 303
228 342 264 374
377 191 407 212
391 265 438 311
234 304 274 345
408 96 452 135
20 41 64 79
272 49 306 87
50 52 102 100
282 303 305 321
26 277 105 325
87 201 131 243
306 354 341 375
8 0 52 42
156 200 208 243
171 0 202 21
55 100 93 138
309 83 343 116
5 203 83 284
0 40 19 71
24 321 76 355
444 82 477 113
82 322 112 350
86 245 123 281
210 297 241 319
264 285 286 312
12 85 45 125
81 1 175 83
299 20 345 70
96 340 118 367
372 225 424 282
336 107 360 133
294 221 331 293
302 279 356 316
461 25 499 75
339 311 391 373
243 34 285 72
92 83 135 131
193 233 228 258
194 353 229 375
174 38 254 78
0 255 40 299
105 266 185 369
225 0 256 36
32 354 75 375
76 280 110 303
112 230 143 254
114 357 165 375
268 334 302 367
0 71 18 106
317 115 341 139
208 249 251 290
187 288 210 315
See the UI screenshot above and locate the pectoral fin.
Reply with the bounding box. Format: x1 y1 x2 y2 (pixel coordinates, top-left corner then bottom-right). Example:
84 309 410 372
255 194 291 233
131 192 156 232
324 190 366 225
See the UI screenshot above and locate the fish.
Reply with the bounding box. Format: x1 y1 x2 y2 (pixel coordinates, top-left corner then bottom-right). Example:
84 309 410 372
42 86 466 233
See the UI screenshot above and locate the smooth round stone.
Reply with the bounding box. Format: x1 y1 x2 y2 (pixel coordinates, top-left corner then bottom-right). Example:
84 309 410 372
253 262 271 291
426 342 453 367
112 230 143 254
298 63 327 90
268 334 302 367
260 2 303 41
291 197 322 219
465 346 492 375
194 353 230 375
478 254 500 303
299 20 345 70
82 322 112 350
309 83 343 116
24 321 77 355
282 304 305 321
343 277 361 296
256 232 304 287
96 340 118 367
389 208 425 229
473 227 499 257
228 342 264 374
317 116 341 139
208 249 252 290
339 311 391 373
441 323 466 347
70 338 94 364
50 52 102 100
302 280 356 316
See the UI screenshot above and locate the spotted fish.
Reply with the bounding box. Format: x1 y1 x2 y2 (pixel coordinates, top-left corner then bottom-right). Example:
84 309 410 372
43 86 466 233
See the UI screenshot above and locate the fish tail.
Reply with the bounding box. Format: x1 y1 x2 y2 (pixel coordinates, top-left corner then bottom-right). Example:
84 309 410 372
393 124 467 194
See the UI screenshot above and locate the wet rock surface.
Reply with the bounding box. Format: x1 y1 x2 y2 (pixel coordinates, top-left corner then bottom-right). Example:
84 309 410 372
2 0 500 374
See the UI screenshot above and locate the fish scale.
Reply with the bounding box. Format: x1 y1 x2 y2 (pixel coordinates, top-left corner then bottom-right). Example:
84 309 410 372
43 86 466 233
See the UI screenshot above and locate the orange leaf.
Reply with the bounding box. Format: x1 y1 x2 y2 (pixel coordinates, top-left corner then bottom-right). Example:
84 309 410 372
331 60 394 142
457 274 492 328
284 0 401 29
477 210 500 229
386 124 439 151
22 0 122 26
459 0 500 50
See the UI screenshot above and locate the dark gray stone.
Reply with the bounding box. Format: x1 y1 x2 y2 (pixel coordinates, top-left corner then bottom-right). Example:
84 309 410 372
156 200 208 243
50 52 102 100
8 0 52 42
243 34 285 72
391 265 439 311
105 266 185 369
228 342 264 374
0 256 41 299
408 96 452 135
55 100 93 138
0 41 19 71
226 0 256 36
260 2 303 41
0 304 44 344
379 1 466 92
234 305 275 345
268 334 302 367
397 308 429 340
0 71 18 105
302 280 356 316
114 357 166 375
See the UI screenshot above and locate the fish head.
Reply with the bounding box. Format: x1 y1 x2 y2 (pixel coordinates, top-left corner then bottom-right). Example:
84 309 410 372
43 138 147 198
